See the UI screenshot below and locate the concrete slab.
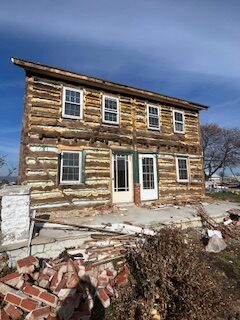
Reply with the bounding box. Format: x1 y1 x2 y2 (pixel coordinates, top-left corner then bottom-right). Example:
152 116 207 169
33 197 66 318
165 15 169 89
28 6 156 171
58 200 240 229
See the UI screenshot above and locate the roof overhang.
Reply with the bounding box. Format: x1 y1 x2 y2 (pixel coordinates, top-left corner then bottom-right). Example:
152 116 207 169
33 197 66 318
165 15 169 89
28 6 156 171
12 57 209 111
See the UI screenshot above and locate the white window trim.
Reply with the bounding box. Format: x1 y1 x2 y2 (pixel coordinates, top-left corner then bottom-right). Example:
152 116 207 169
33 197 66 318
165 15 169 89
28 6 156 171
62 86 83 120
60 151 82 184
176 156 189 183
102 95 120 125
147 104 160 130
173 110 185 134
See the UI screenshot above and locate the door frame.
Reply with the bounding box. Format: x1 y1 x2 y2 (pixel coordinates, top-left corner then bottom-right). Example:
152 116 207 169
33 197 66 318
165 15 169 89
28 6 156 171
139 153 159 201
111 151 134 204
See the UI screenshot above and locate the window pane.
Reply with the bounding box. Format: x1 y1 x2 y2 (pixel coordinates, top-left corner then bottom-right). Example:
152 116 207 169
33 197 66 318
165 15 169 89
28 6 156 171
149 106 158 115
65 90 80 104
149 116 159 128
63 152 79 166
175 122 183 132
175 112 183 121
64 89 81 117
65 103 80 117
104 111 117 123
62 152 80 182
62 167 79 181
105 98 117 111
178 159 187 169
178 159 188 180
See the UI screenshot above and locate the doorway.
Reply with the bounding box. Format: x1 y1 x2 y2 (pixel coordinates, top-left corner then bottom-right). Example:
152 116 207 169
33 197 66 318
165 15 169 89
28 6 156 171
139 154 158 201
112 153 133 203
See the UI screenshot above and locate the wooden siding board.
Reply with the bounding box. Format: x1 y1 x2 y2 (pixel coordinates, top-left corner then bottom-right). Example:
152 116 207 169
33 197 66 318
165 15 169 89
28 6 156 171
19 75 205 209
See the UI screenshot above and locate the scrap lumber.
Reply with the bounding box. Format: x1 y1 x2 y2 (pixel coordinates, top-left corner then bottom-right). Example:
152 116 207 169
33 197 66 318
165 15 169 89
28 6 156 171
32 217 154 236
32 217 126 235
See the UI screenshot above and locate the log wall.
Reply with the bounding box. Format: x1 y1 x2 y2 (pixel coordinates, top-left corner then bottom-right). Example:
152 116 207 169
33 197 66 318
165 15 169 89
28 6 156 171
19 75 205 210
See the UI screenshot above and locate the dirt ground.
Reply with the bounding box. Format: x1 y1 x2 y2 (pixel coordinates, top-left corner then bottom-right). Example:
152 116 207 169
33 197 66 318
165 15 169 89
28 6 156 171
104 230 240 320
205 239 240 319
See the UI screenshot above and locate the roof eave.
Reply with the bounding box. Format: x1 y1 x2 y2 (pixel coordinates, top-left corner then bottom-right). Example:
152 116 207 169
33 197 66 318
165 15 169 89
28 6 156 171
11 57 209 111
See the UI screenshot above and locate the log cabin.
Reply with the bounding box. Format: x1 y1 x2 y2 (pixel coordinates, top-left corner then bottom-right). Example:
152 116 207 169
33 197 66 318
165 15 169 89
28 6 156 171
12 58 208 211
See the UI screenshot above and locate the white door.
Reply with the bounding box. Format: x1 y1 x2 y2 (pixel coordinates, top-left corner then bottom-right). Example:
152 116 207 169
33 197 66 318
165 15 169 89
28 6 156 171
112 154 133 203
139 154 158 201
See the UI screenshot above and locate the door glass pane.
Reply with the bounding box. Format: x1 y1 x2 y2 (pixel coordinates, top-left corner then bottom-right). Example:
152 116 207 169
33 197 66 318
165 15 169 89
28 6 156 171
114 154 129 192
142 157 155 190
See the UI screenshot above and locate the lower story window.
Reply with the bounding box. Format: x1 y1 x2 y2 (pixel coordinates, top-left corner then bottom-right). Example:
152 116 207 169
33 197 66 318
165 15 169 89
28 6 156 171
176 157 189 182
60 151 82 183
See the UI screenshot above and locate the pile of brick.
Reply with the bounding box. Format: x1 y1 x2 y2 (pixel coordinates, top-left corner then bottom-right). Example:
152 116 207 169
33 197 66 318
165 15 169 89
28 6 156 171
0 254 129 319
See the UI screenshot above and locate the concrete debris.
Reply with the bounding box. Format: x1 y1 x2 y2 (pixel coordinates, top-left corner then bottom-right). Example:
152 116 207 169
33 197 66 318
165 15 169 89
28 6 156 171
206 235 227 253
0 235 131 319
207 230 222 239
98 223 155 236
197 204 240 240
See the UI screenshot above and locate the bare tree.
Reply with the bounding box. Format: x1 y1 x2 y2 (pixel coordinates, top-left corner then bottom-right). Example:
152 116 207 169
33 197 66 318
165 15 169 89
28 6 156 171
0 154 17 185
201 123 240 180
0 155 5 169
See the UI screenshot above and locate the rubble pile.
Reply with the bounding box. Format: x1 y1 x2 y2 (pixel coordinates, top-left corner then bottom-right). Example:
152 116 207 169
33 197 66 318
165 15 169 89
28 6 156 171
224 207 240 227
112 227 223 320
0 235 133 319
197 204 240 240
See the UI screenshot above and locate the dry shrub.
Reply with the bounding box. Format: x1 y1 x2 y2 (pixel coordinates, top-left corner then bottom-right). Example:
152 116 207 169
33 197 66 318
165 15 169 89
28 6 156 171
111 227 223 320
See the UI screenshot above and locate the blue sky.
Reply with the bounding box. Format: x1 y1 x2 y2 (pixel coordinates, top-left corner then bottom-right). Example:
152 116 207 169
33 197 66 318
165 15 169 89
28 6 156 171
0 0 240 175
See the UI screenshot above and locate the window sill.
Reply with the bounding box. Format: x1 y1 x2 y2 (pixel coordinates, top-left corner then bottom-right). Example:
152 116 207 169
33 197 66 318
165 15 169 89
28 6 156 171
177 180 189 184
102 121 119 127
62 115 83 120
59 182 83 186
148 127 161 132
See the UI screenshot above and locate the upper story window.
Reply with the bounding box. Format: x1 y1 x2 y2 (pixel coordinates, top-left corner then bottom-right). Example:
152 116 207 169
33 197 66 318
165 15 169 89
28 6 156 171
102 95 119 125
147 105 160 130
60 151 82 184
62 87 83 119
176 157 189 182
173 110 184 133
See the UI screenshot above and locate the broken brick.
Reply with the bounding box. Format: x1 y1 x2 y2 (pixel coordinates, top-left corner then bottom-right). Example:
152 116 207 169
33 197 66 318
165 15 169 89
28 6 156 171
4 304 23 320
26 306 50 320
0 309 10 320
0 282 18 298
77 265 85 278
66 274 79 289
113 267 128 287
16 256 39 274
106 269 117 279
23 284 42 297
4 293 22 306
38 274 50 289
20 298 39 312
39 291 58 308
0 272 21 288
98 274 109 288
105 283 115 297
97 288 110 308
23 284 58 308
54 275 67 293
47 313 59 320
